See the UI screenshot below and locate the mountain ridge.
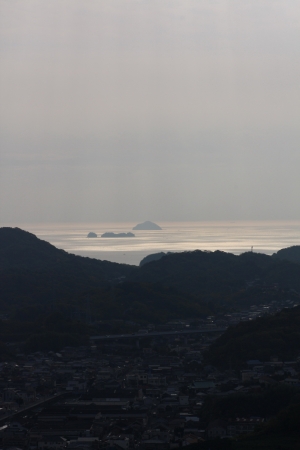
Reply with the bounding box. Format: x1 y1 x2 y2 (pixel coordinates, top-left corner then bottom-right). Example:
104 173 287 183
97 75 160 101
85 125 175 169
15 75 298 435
1 227 300 314
0 227 137 308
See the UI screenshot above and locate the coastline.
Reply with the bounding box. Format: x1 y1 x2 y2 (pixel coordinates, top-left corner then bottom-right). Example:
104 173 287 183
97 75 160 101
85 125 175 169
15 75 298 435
1 221 300 266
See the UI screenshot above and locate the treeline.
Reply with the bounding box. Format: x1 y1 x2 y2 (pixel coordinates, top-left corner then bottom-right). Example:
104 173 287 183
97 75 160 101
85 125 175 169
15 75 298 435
131 250 300 297
0 227 136 309
0 310 90 354
0 280 214 355
83 282 213 323
204 306 300 369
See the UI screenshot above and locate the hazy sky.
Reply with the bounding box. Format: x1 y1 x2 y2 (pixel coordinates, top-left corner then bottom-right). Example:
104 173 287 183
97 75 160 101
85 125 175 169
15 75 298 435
1 0 300 223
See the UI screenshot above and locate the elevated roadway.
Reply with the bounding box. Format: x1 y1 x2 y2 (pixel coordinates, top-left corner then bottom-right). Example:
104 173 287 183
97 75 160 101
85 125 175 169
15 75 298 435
91 327 227 341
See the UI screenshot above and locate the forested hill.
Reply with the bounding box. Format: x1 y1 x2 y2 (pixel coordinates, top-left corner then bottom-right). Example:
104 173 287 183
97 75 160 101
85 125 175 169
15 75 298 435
129 249 300 295
0 227 134 274
274 245 300 264
0 227 72 270
205 305 300 369
0 227 137 307
1 227 300 354
1 227 300 314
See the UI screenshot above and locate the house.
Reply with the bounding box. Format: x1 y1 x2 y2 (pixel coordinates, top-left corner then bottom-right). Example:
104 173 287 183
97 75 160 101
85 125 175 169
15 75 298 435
107 437 130 449
283 378 300 387
2 422 28 449
67 437 100 449
38 435 66 450
182 433 201 446
189 381 215 392
142 439 170 450
227 417 264 436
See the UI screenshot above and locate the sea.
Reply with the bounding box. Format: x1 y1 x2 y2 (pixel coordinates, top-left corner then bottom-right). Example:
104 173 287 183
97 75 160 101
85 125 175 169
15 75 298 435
6 221 300 266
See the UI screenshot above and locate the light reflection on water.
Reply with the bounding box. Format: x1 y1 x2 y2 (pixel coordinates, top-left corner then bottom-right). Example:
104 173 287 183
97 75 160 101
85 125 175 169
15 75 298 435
6 221 300 266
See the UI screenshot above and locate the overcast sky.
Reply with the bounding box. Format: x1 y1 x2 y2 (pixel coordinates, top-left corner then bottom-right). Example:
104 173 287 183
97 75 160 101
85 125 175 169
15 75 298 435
0 0 300 223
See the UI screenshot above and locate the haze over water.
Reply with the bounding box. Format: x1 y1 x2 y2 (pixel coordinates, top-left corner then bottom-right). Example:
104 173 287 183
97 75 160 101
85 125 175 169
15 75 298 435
8 221 300 266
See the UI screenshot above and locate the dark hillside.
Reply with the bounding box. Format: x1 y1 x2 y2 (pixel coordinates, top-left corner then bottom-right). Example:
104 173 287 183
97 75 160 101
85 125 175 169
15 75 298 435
0 227 137 308
274 245 300 264
130 250 300 296
0 281 214 352
139 252 169 266
0 227 135 274
2 228 300 357
1 227 300 320
0 227 70 270
204 306 300 369
0 228 211 324
84 281 212 323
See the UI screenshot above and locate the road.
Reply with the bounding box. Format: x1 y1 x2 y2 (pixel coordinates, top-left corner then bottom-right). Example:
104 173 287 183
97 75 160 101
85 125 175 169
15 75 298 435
0 393 66 425
90 327 227 341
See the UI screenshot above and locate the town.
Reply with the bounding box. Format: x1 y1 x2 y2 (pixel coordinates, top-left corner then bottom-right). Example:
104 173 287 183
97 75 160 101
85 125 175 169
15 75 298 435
1 296 299 450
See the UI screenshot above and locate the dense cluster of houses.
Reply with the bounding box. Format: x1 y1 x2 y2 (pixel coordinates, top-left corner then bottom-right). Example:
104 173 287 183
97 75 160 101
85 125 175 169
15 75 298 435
0 296 299 449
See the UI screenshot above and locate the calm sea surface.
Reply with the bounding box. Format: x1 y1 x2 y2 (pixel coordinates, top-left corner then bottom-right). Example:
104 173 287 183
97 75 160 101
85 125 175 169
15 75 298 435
5 221 300 266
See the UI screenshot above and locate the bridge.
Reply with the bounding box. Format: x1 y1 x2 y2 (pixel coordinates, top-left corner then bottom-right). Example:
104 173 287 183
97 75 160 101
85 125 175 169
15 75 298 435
90 327 227 341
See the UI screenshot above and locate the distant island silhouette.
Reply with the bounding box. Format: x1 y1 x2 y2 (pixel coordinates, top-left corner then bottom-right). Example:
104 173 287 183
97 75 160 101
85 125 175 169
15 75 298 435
101 232 135 238
87 232 97 238
133 221 162 230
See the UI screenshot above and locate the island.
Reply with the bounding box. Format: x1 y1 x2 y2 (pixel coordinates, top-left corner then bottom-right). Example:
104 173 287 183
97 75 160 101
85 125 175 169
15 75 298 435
101 232 135 238
87 232 97 238
132 221 162 230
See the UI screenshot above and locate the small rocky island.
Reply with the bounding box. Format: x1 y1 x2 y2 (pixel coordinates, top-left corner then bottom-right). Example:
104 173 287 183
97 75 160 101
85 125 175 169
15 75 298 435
133 221 162 230
101 232 135 238
87 232 97 238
